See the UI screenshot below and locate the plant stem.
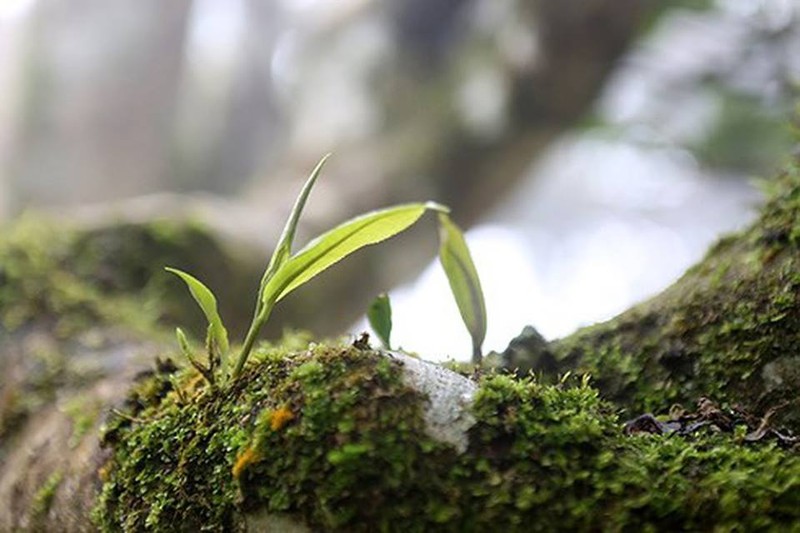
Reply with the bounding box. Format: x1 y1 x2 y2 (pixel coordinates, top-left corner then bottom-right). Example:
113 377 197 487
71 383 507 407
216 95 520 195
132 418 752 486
472 342 482 366
232 304 273 380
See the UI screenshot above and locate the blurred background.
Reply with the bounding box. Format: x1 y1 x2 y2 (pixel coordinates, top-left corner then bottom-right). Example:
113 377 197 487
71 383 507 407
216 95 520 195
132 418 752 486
0 0 798 360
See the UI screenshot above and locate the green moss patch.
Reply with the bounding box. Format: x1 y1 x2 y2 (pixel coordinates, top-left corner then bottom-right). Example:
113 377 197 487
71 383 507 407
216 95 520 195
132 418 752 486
30 470 63 525
93 341 436 530
0 216 139 335
94 341 800 531
0 216 249 338
0 215 254 447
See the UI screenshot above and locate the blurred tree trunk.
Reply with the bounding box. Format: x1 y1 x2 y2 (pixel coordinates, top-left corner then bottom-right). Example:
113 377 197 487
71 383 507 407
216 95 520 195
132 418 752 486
383 0 651 226
211 0 286 192
6 0 192 211
284 0 651 223
262 0 654 333
171 0 286 195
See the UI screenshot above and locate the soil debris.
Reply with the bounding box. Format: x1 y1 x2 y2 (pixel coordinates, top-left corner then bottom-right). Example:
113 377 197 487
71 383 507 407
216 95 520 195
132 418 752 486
623 397 798 447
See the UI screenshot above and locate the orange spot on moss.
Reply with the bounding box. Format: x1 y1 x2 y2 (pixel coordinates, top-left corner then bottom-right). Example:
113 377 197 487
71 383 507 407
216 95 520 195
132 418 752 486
98 461 113 482
232 447 260 479
270 405 294 431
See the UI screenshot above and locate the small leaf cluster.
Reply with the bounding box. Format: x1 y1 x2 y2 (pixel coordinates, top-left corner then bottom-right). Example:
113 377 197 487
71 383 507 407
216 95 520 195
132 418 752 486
367 212 487 363
167 155 447 383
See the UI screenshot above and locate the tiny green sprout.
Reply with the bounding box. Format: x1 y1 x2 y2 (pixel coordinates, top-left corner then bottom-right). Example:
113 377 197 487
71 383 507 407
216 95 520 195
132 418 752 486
437 213 487 365
167 154 447 383
175 327 215 385
367 293 393 349
165 267 230 357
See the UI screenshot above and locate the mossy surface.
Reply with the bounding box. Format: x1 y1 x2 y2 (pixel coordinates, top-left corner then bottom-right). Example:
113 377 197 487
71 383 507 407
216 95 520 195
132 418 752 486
0 211 420 455
94 340 800 532
0 216 250 338
0 215 252 448
504 157 800 427
0 216 150 336
29 470 63 525
60 395 103 448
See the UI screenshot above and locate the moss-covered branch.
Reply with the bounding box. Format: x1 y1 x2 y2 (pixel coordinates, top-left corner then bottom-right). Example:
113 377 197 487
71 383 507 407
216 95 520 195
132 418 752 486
92 342 800 532
5 157 800 530
503 156 800 429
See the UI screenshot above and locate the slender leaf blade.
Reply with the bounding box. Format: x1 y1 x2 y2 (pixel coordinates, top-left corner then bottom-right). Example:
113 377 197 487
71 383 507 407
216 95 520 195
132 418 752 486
367 293 392 349
437 214 486 362
261 154 331 288
264 202 442 303
165 267 230 355
176 327 192 355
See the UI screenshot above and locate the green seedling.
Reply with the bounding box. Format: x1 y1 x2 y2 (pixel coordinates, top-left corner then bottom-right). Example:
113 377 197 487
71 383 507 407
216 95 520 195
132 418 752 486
437 213 487 364
367 293 392 349
175 326 216 386
167 155 447 383
165 267 229 352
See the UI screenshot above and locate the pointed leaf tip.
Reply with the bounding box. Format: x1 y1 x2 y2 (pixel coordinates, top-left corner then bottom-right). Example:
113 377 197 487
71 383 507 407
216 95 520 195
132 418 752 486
176 327 190 350
425 201 450 214
260 154 332 291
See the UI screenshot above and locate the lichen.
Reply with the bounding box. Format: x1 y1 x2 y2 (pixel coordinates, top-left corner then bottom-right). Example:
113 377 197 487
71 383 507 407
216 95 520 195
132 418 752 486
94 339 800 531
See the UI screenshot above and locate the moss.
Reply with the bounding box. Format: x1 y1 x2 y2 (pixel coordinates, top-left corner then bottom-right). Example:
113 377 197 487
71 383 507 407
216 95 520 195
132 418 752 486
0 215 253 338
0 217 152 448
69 218 257 339
60 396 102 448
0 216 129 335
94 340 800 531
0 215 257 448
0 217 163 336
502 155 800 428
30 470 63 524
93 341 432 531
692 89 794 175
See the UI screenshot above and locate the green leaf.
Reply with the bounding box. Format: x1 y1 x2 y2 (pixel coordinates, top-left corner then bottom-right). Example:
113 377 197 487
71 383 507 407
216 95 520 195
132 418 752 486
165 267 230 355
263 202 446 304
367 293 392 349
176 327 214 384
175 327 192 356
437 214 486 364
260 154 330 289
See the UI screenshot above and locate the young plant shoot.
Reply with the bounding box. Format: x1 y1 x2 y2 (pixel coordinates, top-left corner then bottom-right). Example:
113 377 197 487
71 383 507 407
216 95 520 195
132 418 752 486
437 213 487 365
367 293 393 349
167 155 447 382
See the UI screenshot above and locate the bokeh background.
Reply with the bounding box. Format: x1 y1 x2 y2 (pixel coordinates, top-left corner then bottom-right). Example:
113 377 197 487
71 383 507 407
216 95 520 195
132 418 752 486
0 0 798 360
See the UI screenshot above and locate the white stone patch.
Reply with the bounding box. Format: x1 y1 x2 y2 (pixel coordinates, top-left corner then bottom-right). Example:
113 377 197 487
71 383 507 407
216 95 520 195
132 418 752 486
390 351 478 453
